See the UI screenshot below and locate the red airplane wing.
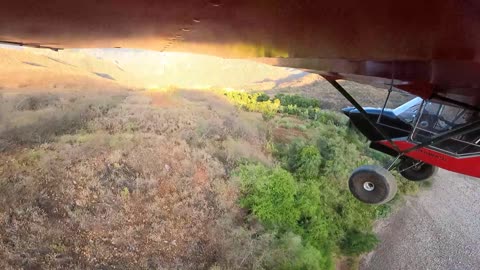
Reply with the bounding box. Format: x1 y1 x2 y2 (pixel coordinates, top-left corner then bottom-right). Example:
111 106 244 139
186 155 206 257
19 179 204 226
1 0 479 107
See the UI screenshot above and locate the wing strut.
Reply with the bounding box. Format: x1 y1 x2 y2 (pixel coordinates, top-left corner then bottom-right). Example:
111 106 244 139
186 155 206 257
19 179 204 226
323 76 401 154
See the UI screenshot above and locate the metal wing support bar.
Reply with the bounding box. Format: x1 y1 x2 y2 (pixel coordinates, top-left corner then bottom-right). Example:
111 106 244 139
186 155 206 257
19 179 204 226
323 77 402 153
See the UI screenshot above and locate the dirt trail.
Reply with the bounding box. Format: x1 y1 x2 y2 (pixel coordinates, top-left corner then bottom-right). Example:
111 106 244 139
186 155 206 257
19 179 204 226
361 170 480 270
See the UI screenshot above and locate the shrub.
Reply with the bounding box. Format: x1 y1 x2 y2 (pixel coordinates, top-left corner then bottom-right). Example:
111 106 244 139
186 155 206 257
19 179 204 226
280 104 301 115
340 230 379 256
375 203 392 219
397 177 420 195
275 94 320 108
279 104 323 121
315 110 347 126
256 93 271 102
222 91 280 120
267 233 332 270
284 143 322 179
236 164 300 229
274 95 347 123
15 94 60 111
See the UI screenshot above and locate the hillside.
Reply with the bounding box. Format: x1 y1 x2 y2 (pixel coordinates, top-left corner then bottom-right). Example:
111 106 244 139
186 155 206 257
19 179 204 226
0 47 299 91
0 47 421 269
0 48 131 91
0 46 405 110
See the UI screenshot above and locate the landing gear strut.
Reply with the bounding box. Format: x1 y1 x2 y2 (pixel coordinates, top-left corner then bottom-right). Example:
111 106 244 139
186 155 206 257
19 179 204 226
325 77 400 204
398 158 438 181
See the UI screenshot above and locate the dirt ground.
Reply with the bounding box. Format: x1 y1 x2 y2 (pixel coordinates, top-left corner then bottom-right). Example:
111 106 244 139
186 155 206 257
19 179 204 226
360 169 480 270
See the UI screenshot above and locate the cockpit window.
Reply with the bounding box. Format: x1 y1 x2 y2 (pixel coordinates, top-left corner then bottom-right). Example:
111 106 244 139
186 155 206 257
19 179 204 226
410 101 480 156
393 97 423 125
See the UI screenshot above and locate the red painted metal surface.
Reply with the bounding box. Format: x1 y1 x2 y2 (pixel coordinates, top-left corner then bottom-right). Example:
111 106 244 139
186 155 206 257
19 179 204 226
379 140 480 178
1 0 480 106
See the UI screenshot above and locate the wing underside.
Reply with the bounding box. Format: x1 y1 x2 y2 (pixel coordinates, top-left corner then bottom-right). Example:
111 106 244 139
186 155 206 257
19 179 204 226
1 0 479 106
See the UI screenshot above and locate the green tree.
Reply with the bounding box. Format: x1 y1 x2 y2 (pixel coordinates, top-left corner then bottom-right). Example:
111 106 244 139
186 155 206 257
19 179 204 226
237 164 300 229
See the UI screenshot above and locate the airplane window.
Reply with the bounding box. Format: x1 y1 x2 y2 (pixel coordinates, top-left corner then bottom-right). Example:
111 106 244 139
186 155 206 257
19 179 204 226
394 97 423 124
411 101 480 156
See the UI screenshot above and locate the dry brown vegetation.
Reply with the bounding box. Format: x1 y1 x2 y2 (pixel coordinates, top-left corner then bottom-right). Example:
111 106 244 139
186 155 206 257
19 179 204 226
264 75 414 111
0 88 274 269
0 91 124 151
0 47 420 269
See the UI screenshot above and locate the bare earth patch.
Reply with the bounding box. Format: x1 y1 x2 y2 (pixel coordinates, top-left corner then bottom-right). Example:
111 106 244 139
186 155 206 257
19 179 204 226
360 170 480 270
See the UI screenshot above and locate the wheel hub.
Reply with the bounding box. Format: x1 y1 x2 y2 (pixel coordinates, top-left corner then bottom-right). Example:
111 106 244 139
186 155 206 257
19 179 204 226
363 181 375 191
412 164 423 171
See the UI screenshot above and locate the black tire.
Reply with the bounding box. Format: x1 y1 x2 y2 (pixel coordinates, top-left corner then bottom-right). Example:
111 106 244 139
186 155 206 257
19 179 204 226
348 165 397 205
399 159 438 181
